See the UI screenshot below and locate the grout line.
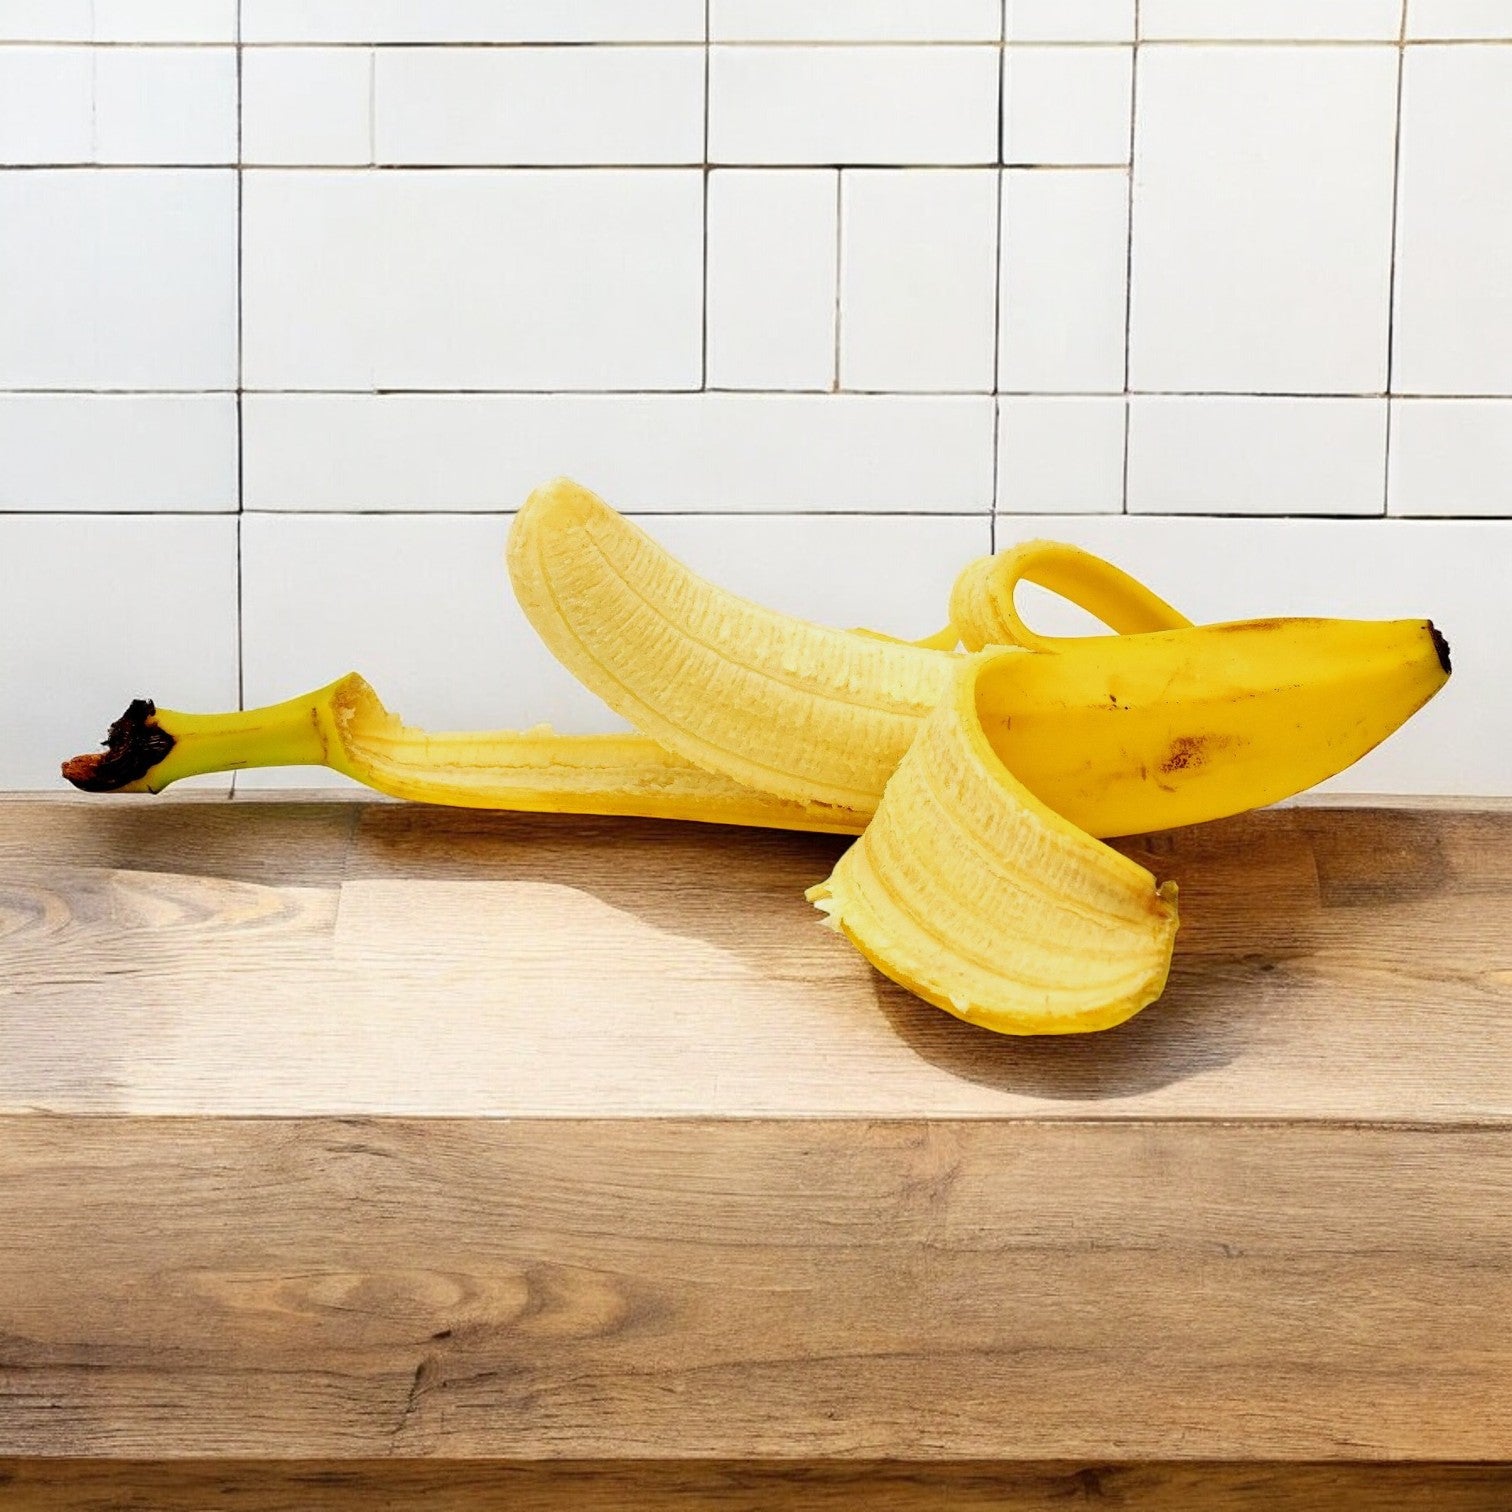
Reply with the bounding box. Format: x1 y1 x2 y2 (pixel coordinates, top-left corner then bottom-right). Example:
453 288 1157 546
0 160 1133 171
989 0 1004 550
367 46 377 163
6 508 1510 522
832 170 844 391
1381 0 1409 518
234 0 245 739
1121 0 1140 514
4 36 1512 49
700 0 710 390
7 387 1503 400
8 37 1512 48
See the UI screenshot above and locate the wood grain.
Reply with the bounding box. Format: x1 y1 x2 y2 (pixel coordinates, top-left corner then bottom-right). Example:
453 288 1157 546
2 1115 1509 1460
2 801 1510 1119
3 1460 1510 1511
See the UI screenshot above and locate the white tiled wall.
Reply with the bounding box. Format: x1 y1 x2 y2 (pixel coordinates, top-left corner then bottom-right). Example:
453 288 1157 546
2 1 1510 794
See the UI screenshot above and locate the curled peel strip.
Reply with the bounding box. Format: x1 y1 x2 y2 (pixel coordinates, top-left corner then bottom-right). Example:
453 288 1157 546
809 649 1180 1036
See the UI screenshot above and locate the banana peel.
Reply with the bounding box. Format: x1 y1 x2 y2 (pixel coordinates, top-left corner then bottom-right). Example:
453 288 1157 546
810 650 1179 1035
63 476 1452 1037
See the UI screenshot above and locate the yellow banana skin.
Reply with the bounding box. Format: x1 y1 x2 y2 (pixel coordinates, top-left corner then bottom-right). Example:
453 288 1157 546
810 650 1180 1035
61 674 871 835
984 615 1450 839
509 479 1450 837
950 538 1192 651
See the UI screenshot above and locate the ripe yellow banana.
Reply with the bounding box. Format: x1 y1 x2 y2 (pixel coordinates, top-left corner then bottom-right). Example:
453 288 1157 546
508 478 1450 837
810 649 1180 1035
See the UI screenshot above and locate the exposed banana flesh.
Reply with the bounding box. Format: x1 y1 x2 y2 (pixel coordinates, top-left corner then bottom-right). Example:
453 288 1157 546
809 650 1180 1035
507 478 956 812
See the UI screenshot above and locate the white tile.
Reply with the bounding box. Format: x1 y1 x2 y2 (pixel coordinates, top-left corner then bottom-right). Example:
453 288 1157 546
0 394 236 510
374 47 703 166
0 169 237 388
1003 46 1133 165
1130 45 1397 394
0 515 238 790
1127 397 1387 515
241 0 704 43
0 46 92 163
241 48 371 166
1409 0 1512 37
707 170 838 391
709 46 999 166
0 0 237 43
0 1 91 41
1007 0 1135 41
984 515 1512 796
999 168 1129 391
997 397 1125 513
93 0 237 41
653 514 991 639
239 510 991 789
1388 400 1512 516
1141 0 1401 39
95 48 237 164
1393 47 1512 396
712 0 1001 40
242 393 996 511
240 512 614 791
0 47 235 165
241 169 703 390
839 170 997 393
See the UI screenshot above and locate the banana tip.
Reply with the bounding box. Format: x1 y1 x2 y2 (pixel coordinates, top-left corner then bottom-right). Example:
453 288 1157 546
62 698 174 792
1428 621 1452 676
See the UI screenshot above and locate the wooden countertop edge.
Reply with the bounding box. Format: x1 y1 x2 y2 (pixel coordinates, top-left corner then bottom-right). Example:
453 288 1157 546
1 1458 1511 1511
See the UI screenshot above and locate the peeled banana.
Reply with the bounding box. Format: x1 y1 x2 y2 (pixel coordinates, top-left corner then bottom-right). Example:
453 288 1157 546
62 475 1452 1039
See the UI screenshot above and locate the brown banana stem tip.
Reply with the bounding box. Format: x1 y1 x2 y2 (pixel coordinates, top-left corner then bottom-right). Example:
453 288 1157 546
61 699 175 792
1429 622 1452 676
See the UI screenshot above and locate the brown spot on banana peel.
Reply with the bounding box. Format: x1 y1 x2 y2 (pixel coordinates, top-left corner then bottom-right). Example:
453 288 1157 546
61 699 175 792
1160 735 1207 775
1159 732 1238 776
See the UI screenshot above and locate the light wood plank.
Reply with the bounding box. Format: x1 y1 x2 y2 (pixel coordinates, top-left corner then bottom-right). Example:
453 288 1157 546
3 802 1510 1119
2 1116 1509 1460
3 1459 1510 1511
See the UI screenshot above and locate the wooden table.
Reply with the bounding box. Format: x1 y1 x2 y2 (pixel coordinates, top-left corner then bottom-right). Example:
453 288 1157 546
2 795 1510 1508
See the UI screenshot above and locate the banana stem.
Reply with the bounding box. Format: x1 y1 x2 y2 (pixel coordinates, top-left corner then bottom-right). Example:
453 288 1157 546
62 682 345 793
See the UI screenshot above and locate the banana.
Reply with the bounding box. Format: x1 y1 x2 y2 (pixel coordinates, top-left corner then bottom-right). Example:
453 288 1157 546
61 674 870 834
508 478 1450 837
61 475 1452 1040
809 650 1180 1035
